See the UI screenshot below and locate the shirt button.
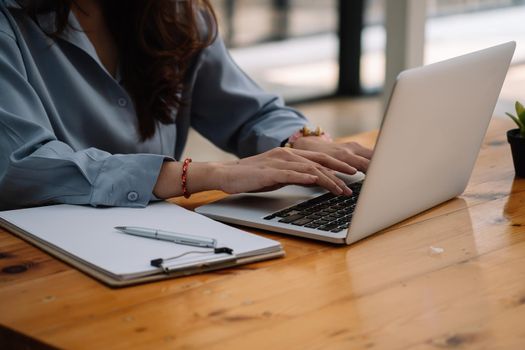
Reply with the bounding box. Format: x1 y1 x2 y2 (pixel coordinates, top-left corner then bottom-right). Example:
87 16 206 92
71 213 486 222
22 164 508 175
127 191 139 202
118 98 128 107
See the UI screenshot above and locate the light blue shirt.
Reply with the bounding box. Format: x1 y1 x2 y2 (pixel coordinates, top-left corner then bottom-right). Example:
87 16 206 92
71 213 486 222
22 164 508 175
0 2 307 210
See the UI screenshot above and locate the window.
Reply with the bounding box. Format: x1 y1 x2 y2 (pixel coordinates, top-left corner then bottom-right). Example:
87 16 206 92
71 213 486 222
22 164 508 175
211 0 525 102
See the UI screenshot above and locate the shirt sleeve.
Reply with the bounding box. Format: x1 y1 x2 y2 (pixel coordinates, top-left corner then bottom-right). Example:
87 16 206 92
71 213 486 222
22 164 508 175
0 30 166 210
189 35 308 158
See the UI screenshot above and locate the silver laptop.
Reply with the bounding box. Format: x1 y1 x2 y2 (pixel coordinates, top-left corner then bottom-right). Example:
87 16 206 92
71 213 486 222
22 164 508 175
196 42 515 244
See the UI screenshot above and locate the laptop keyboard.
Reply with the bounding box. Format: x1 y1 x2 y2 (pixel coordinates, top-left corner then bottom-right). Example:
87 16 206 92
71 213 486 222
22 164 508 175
263 181 363 233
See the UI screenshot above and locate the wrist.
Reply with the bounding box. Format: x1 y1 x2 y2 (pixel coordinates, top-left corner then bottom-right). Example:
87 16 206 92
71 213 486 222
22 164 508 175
209 161 236 193
284 126 332 148
186 161 223 194
292 135 332 150
153 161 223 199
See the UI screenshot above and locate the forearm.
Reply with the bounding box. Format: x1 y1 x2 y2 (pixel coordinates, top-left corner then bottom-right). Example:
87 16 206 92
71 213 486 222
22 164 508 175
0 137 168 209
153 161 223 199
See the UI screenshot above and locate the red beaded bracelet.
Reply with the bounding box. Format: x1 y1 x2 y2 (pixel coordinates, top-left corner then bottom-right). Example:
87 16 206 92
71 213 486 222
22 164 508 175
181 158 192 199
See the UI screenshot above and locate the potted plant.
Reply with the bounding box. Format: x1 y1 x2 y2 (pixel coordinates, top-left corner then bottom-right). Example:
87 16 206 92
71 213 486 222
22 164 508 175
506 101 525 177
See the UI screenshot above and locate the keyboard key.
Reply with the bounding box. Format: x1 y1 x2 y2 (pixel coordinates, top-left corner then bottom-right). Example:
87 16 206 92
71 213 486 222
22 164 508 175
278 214 305 223
274 210 292 217
331 227 346 232
323 223 340 230
291 218 314 226
306 214 322 220
263 214 276 220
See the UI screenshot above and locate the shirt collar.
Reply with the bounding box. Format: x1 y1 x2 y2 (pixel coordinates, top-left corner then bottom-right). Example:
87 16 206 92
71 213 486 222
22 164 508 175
36 10 116 79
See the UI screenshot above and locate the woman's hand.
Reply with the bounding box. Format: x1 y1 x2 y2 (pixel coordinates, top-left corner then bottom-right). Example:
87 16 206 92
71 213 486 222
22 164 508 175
153 139 372 199
291 136 373 172
215 147 359 195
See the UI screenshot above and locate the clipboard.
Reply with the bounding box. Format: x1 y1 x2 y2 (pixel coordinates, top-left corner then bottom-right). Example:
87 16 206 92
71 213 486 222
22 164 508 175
0 202 284 287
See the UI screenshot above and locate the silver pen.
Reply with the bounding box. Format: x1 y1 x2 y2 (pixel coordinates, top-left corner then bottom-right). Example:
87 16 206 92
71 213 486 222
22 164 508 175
114 226 217 248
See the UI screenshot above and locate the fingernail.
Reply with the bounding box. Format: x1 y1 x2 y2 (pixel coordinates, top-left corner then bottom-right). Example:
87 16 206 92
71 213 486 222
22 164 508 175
344 186 352 196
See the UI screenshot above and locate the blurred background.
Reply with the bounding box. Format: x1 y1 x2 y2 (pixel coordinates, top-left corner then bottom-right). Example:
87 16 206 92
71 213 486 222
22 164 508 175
183 0 525 161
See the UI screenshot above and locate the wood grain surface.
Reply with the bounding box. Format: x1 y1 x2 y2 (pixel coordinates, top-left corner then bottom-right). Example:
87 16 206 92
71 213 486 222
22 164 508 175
1 118 524 350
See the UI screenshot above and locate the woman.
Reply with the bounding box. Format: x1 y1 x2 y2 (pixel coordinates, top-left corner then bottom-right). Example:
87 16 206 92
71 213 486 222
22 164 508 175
0 0 372 210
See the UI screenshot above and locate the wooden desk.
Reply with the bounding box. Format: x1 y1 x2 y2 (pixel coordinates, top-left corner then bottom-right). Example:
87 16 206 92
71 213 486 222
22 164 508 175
1 118 524 349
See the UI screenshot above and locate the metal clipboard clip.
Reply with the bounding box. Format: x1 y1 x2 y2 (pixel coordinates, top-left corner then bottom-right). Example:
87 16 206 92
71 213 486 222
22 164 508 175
150 247 235 273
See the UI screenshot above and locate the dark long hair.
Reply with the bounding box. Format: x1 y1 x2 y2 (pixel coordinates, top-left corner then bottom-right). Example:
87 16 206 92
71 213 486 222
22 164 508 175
16 0 217 140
